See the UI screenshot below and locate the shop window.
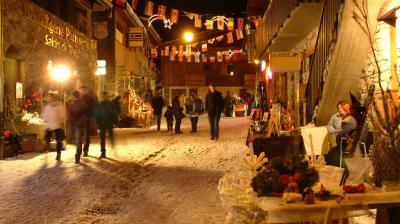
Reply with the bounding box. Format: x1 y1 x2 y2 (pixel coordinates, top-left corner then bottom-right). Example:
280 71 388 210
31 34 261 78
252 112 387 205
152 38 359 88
74 7 88 34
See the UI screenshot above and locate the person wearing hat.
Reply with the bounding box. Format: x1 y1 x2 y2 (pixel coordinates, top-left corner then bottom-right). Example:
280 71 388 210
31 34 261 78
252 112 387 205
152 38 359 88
336 103 357 147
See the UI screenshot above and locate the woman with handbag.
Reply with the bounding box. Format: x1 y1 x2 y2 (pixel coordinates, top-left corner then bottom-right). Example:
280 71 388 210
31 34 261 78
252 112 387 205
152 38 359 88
172 96 184 134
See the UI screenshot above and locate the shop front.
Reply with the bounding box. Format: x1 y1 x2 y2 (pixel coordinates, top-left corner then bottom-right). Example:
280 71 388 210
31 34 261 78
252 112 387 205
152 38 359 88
1 0 97 158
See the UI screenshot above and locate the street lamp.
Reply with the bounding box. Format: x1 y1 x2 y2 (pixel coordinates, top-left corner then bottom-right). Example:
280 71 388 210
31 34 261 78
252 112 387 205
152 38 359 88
183 32 194 43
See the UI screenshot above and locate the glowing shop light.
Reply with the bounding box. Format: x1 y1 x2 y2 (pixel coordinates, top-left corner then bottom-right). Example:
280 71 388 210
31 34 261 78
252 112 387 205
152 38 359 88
261 60 267 71
266 66 273 80
51 65 71 81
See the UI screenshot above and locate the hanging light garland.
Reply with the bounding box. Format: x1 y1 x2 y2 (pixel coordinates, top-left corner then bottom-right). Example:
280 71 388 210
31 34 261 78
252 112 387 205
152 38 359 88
148 15 174 29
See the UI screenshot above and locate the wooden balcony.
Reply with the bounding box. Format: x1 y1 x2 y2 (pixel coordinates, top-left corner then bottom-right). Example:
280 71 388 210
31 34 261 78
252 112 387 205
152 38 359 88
244 74 256 87
256 0 323 57
185 74 206 86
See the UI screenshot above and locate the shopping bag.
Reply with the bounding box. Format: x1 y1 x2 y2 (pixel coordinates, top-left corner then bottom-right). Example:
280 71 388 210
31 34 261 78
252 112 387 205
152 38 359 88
345 145 372 184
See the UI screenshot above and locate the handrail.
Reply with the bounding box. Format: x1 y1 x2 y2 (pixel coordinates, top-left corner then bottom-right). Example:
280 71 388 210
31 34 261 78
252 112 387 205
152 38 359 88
305 0 343 122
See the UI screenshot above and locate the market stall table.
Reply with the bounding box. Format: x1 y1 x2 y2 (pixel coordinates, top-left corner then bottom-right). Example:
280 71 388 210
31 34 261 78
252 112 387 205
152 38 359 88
252 135 305 159
257 190 400 223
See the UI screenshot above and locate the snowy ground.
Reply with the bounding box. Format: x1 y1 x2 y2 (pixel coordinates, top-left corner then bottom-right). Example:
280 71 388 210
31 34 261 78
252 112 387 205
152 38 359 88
0 116 251 224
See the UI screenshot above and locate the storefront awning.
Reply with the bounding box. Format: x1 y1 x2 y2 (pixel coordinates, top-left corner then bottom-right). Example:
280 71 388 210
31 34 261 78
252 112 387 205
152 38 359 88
377 0 400 22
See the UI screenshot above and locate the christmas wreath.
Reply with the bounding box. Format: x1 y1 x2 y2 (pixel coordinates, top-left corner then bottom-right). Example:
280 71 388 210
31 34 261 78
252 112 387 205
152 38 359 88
251 154 319 197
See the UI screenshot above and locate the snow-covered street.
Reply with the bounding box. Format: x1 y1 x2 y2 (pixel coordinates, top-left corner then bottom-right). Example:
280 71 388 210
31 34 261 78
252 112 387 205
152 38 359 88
0 116 250 224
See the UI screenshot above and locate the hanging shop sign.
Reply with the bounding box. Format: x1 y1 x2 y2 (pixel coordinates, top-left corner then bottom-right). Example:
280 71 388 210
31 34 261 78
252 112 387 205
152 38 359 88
93 22 109 40
128 27 144 47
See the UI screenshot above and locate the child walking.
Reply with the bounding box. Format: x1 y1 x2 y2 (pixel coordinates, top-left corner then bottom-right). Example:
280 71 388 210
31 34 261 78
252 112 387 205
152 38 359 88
164 106 174 131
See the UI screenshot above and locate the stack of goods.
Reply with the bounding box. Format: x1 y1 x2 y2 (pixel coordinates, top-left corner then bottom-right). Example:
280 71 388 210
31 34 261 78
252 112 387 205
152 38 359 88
121 89 154 128
251 155 320 199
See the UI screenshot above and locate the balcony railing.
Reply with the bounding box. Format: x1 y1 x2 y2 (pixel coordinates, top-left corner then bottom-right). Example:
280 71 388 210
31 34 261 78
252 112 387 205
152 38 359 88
305 0 343 122
256 0 323 57
185 74 206 86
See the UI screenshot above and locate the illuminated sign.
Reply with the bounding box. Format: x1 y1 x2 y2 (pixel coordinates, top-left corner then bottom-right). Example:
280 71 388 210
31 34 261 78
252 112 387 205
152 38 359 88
96 60 107 76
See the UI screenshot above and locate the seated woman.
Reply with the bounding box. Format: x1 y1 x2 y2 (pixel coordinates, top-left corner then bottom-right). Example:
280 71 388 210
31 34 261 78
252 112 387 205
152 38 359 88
336 103 357 149
326 102 357 167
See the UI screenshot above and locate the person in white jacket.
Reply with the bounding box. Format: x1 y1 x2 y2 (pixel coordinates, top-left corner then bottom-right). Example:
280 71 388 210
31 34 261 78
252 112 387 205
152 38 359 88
41 93 65 160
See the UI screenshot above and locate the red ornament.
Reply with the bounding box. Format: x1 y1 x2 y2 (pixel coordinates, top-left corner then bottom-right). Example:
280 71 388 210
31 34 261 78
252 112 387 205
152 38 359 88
278 175 290 187
4 130 12 138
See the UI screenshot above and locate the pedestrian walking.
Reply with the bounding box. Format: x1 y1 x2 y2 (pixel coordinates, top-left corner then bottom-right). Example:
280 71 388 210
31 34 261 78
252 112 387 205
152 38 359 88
41 93 65 161
151 90 165 131
164 106 174 131
112 95 122 125
66 91 88 164
224 91 233 117
79 85 97 157
93 91 118 159
172 96 185 134
205 84 224 140
188 94 200 133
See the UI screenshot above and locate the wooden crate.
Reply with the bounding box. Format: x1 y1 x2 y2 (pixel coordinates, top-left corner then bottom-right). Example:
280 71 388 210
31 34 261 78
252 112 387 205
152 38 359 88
20 134 41 153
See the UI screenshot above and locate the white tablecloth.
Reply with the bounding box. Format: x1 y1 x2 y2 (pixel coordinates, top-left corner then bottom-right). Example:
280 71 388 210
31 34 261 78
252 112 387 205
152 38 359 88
300 126 329 155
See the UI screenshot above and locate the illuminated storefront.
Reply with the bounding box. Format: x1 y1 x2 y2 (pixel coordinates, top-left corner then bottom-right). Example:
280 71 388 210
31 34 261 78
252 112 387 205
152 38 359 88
1 0 97 157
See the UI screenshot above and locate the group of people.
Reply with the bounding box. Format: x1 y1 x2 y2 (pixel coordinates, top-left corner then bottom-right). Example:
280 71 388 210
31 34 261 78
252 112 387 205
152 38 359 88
151 84 224 140
41 84 228 164
41 86 119 163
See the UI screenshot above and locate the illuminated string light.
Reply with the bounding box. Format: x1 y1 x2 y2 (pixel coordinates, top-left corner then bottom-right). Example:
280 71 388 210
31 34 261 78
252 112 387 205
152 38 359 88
148 15 174 29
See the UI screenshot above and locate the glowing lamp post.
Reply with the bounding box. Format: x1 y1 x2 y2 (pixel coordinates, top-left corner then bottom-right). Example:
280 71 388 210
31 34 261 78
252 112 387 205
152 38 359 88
183 32 194 43
50 64 71 131
51 65 71 81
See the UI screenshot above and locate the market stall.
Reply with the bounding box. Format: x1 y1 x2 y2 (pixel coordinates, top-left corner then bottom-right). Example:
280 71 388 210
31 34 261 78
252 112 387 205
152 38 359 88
120 89 154 128
218 145 400 224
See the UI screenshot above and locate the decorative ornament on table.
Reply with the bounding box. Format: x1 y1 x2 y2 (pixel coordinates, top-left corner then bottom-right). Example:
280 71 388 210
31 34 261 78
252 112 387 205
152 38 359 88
303 187 316 204
251 155 319 197
239 143 268 176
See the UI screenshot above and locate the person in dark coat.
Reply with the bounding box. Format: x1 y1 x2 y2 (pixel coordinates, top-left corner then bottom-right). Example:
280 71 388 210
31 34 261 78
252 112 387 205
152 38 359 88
79 85 97 157
205 84 224 140
172 96 184 134
224 91 233 117
164 106 174 131
93 91 118 158
151 91 165 131
67 91 88 164
112 95 122 125
188 94 200 133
